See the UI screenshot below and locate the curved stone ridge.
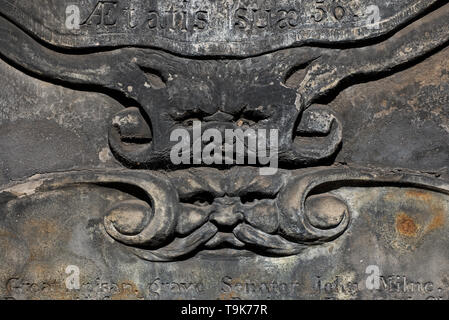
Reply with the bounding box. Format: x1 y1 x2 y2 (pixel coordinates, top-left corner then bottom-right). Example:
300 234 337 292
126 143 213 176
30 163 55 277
0 0 439 56
1 167 448 261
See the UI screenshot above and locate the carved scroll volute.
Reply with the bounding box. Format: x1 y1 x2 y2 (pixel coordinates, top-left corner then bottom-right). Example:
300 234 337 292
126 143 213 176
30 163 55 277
277 168 449 244
277 169 358 243
100 173 178 249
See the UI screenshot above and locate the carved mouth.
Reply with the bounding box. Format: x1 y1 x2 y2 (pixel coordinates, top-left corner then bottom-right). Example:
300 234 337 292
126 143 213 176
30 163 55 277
204 231 246 249
170 108 271 126
127 221 312 261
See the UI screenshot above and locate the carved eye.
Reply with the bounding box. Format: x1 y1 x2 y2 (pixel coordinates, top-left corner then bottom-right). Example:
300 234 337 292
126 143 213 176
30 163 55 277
234 108 271 126
193 200 211 207
181 191 215 207
169 108 210 126
240 192 276 204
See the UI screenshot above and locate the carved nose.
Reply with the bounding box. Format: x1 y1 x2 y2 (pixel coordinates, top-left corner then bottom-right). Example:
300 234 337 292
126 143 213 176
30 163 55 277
209 200 243 229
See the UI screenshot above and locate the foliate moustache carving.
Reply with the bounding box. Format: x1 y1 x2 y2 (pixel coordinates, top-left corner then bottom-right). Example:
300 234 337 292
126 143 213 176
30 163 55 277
1 168 448 261
0 1 448 261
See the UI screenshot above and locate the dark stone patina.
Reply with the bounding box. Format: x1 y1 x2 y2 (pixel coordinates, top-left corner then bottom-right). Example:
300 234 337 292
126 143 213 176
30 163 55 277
0 0 448 300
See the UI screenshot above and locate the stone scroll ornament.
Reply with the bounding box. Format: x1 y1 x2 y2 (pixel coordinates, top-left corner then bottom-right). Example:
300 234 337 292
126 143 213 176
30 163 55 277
0 0 448 261
2 168 448 261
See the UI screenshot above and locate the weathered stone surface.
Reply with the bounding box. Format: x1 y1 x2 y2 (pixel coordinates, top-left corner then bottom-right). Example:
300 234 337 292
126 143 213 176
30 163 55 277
0 0 440 55
0 0 448 300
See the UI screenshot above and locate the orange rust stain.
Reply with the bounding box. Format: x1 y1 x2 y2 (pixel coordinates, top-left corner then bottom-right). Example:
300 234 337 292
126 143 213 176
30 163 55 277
28 219 58 236
42 288 77 300
405 190 432 202
396 213 418 237
21 218 70 261
217 277 243 300
0 229 14 238
219 291 239 300
427 210 445 232
110 282 143 300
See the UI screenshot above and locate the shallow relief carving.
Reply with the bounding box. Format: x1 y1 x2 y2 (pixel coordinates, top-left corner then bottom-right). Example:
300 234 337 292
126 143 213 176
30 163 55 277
1 167 448 262
0 0 448 300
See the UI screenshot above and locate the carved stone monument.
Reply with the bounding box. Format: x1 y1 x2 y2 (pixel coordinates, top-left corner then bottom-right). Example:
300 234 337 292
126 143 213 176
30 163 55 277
0 0 448 300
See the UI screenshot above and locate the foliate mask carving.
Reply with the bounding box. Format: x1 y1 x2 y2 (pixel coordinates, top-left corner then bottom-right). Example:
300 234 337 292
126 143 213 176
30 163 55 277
0 0 448 300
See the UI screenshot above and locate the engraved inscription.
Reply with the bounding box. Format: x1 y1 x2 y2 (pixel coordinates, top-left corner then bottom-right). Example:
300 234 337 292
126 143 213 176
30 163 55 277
77 0 361 34
147 9 209 31
1 0 439 55
0 0 448 302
